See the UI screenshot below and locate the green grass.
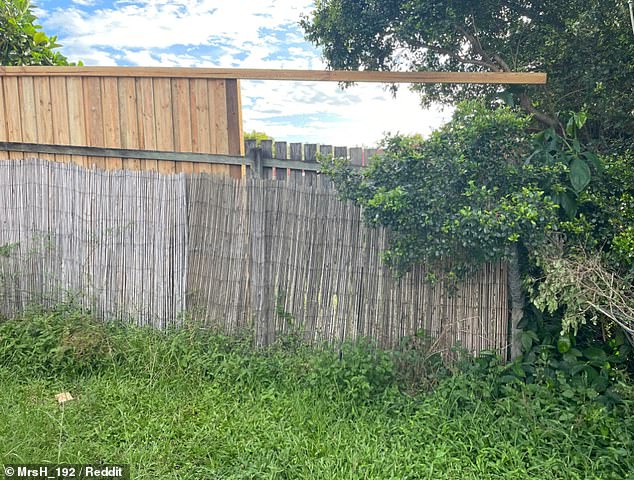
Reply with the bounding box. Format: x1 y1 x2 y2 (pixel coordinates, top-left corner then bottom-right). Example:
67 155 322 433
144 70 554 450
1 307 633 479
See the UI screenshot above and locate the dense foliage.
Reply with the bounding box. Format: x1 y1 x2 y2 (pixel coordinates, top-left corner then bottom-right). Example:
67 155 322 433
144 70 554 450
322 102 562 277
1 308 633 478
0 0 72 66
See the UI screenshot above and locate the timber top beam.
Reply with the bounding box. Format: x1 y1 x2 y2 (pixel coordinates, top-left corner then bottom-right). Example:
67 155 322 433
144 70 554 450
0 66 547 84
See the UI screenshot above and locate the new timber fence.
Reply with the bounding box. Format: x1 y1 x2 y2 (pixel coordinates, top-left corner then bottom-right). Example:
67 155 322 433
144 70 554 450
0 158 509 356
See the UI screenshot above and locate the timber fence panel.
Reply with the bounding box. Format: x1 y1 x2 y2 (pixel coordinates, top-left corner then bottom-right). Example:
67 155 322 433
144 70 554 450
0 72 243 172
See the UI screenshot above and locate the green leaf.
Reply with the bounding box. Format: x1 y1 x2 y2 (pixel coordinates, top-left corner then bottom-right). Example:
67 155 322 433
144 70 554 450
557 336 572 353
591 375 609 393
32 31 47 45
569 158 591 192
559 191 578 219
520 332 534 352
581 151 603 172
574 111 587 129
584 347 607 364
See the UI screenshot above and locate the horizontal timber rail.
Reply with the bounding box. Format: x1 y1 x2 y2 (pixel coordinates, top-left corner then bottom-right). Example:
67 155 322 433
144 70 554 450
0 66 547 84
0 141 340 173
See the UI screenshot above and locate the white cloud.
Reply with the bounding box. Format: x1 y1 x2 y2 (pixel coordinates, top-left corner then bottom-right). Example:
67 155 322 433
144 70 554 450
241 81 452 146
38 0 450 146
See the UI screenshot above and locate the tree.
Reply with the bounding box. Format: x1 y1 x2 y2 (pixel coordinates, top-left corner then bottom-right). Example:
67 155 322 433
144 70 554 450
301 0 634 147
244 130 274 145
0 0 72 66
322 101 566 357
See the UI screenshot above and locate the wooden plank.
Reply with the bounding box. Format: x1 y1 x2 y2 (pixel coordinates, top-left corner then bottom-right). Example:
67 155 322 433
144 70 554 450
49 77 71 163
3 77 23 159
304 144 317 182
319 145 333 157
153 78 175 174
274 141 288 181
0 78 7 159
118 78 141 170
190 78 213 174
171 78 193 174
0 67 548 85
33 77 55 161
66 77 87 166
334 146 347 159
289 142 302 180
136 77 157 171
211 79 230 176
260 139 273 179
349 147 363 166
0 141 248 166
290 143 302 161
226 78 244 178
101 77 122 170
18 76 37 145
82 77 105 169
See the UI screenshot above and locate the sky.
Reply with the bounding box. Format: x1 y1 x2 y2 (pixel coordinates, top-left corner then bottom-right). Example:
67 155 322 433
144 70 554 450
36 0 452 147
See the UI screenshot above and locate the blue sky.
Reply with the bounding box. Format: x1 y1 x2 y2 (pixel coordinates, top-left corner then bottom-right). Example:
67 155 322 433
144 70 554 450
36 0 452 146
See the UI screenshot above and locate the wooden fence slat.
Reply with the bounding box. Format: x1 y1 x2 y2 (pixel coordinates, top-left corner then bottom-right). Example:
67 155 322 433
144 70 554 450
19 76 38 145
274 141 287 180
211 79 230 176
118 78 141 170
190 78 212 174
260 139 273 179
0 79 7 161
83 77 105 169
101 77 122 170
3 77 23 160
49 77 71 164
334 146 347 159
171 78 193 174
66 77 87 166
349 147 363 166
153 78 176 174
136 77 158 171
225 79 244 179
33 77 54 162
319 144 333 156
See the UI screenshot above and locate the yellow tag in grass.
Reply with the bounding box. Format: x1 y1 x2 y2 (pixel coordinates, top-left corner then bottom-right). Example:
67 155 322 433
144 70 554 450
55 392 74 404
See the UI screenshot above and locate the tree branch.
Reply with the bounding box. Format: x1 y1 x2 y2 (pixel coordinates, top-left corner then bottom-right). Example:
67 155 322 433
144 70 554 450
519 92 563 131
418 42 500 70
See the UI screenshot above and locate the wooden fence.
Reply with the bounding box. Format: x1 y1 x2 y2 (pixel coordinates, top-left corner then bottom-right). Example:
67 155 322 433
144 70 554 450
0 66 546 178
0 159 509 356
0 68 243 176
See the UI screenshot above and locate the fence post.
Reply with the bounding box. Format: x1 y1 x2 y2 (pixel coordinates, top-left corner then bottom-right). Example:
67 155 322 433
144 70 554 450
249 147 264 179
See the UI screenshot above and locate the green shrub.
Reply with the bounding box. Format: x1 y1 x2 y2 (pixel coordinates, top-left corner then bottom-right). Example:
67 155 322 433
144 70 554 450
0 305 111 377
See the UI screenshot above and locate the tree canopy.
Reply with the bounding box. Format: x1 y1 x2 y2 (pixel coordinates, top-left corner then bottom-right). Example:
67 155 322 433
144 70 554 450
301 0 634 147
0 0 71 66
323 102 561 277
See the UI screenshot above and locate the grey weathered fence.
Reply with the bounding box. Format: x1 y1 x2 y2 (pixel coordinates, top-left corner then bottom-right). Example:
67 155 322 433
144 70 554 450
0 159 508 355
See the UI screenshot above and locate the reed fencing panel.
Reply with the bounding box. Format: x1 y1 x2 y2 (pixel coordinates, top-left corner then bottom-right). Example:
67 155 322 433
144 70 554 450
0 158 508 356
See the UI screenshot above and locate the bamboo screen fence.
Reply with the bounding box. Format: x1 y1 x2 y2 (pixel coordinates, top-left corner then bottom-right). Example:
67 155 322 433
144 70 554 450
0 68 243 176
0 159 509 356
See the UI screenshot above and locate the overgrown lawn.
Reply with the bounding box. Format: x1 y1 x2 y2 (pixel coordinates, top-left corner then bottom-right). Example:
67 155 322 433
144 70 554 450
1 308 633 479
